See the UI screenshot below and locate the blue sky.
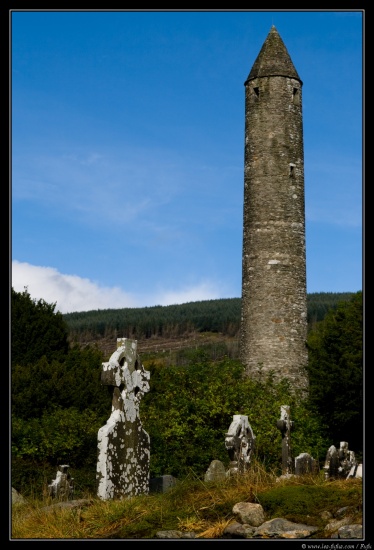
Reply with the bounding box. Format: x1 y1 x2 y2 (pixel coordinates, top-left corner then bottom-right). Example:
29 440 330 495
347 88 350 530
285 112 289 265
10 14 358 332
11 10 363 314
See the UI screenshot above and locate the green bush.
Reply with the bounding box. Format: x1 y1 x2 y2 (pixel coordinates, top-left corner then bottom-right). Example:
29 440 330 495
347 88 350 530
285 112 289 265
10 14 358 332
12 407 101 467
142 356 329 478
12 347 109 421
11 287 69 367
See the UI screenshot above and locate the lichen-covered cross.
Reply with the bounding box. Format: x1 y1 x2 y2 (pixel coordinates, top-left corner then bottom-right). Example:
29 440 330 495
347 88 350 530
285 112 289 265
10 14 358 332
97 338 150 500
100 338 150 413
225 415 256 475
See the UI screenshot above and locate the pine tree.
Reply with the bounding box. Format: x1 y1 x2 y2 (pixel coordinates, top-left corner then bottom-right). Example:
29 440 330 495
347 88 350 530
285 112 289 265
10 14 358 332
306 291 363 452
11 287 69 367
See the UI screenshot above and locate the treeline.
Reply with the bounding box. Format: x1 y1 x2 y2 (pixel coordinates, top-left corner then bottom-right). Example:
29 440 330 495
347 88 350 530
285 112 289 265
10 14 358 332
63 292 355 341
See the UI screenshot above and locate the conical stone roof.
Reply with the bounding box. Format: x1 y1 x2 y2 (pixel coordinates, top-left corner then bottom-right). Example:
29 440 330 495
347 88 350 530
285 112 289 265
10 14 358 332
245 25 301 84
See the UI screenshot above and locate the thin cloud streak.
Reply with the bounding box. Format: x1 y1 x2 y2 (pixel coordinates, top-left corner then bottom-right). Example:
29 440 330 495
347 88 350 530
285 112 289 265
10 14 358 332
12 145 240 227
12 147 182 220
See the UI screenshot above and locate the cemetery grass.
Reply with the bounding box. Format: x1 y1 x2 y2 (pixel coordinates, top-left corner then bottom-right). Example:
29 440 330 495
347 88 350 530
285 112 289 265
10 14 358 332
11 463 363 540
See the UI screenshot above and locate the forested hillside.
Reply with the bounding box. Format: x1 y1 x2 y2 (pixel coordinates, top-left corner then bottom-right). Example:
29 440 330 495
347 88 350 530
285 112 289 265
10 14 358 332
63 292 355 343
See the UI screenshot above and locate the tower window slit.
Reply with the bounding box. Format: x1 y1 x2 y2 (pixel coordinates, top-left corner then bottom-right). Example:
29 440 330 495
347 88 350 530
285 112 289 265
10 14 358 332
292 88 300 105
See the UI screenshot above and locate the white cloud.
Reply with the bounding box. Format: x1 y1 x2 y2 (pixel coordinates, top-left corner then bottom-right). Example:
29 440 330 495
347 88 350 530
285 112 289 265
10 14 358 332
11 261 138 314
11 261 228 314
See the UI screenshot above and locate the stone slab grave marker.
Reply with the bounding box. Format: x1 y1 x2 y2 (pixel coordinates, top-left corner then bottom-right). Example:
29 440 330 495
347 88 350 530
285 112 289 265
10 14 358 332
204 460 226 483
225 415 256 475
48 465 74 500
150 475 178 493
337 441 357 478
324 441 357 480
323 445 340 480
97 338 150 500
276 405 294 475
294 453 318 476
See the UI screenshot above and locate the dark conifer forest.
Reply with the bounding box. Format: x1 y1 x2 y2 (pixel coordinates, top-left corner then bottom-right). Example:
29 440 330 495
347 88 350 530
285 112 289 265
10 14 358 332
63 292 355 342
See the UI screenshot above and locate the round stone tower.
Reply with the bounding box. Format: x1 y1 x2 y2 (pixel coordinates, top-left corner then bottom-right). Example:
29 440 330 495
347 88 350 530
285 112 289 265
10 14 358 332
240 26 308 390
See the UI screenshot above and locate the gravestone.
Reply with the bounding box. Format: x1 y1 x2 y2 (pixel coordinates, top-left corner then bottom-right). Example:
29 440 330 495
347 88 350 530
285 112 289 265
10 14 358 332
225 415 256 475
347 463 362 479
323 441 357 480
48 465 74 500
149 475 177 493
12 487 27 506
323 445 340 480
294 453 318 476
337 441 357 478
276 405 294 475
96 338 150 500
204 460 226 482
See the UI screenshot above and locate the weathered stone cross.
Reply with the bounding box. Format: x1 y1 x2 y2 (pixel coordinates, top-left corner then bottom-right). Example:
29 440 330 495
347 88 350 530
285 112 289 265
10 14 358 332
276 405 294 475
225 415 256 475
97 338 150 500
